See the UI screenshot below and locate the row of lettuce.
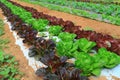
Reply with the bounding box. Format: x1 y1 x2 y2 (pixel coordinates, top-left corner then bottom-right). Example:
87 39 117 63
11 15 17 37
21 0 120 25
1 0 120 77
67 0 120 5
0 1 89 79
38 0 120 17
10 0 120 58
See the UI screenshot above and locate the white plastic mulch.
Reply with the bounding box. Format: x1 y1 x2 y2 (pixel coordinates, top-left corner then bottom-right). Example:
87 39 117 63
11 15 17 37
4 17 46 71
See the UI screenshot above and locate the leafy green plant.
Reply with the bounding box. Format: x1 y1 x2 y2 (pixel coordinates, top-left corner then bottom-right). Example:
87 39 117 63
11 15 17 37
48 25 62 36
58 32 76 42
32 19 49 31
56 38 96 57
74 48 120 76
76 38 96 53
56 41 77 57
74 52 95 76
96 48 120 68
0 51 23 80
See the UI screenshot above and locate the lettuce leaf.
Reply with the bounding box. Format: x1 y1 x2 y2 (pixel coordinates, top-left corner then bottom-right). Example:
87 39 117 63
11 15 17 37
48 25 62 36
58 32 76 42
76 38 96 53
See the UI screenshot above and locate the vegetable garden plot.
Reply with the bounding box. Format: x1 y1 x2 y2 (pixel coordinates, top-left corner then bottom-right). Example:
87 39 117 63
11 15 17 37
1 0 120 80
8 0 120 55
21 0 120 25
0 1 89 80
12 0 120 39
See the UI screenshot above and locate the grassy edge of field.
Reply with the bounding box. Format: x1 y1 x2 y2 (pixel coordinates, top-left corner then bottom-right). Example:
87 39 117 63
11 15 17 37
0 18 23 80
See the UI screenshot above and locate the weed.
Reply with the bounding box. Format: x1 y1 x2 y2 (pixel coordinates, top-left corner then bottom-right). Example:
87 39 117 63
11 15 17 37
0 19 23 80
83 26 94 31
0 19 4 36
0 51 23 80
0 38 9 50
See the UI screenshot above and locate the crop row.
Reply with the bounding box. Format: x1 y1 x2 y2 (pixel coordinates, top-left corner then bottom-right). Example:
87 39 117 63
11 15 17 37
38 0 120 17
6 0 120 76
22 0 120 25
73 0 120 5
9 0 120 55
0 1 90 80
1 0 120 77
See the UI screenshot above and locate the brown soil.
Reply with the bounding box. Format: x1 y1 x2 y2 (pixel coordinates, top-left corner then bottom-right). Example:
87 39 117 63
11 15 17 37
0 9 40 80
89 76 107 80
112 76 120 80
12 0 120 39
